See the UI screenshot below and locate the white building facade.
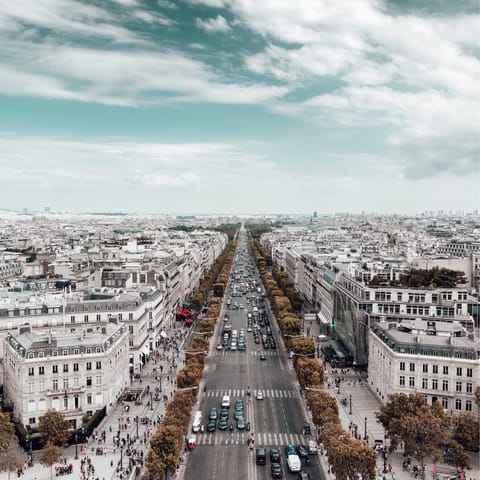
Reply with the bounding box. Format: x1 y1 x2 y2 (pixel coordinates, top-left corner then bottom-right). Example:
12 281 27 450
3 322 129 429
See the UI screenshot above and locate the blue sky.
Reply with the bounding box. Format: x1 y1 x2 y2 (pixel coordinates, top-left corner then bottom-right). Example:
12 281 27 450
0 0 478 214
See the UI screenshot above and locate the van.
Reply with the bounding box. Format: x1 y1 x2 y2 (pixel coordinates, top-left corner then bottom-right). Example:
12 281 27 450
255 447 266 465
307 440 318 455
287 454 301 472
232 330 238 339
192 411 202 433
221 395 230 408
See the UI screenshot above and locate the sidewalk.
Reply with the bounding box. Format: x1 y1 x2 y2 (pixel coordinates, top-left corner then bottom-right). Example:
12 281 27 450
0 321 190 480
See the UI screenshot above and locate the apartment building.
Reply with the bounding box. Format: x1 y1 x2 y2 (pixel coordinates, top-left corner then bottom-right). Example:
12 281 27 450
368 319 479 419
3 321 129 428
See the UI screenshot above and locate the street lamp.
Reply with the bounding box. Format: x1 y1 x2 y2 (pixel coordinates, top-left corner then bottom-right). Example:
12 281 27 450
74 433 78 459
136 416 139 439
349 394 352 415
120 445 124 470
364 416 368 441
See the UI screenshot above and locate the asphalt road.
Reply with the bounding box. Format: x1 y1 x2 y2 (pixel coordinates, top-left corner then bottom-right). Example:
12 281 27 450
183 230 323 480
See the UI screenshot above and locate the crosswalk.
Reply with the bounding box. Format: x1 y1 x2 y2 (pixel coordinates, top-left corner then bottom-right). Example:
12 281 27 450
194 431 307 446
205 389 298 398
213 350 279 357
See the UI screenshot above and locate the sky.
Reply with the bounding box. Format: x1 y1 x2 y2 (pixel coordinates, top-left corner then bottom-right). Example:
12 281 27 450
0 0 478 214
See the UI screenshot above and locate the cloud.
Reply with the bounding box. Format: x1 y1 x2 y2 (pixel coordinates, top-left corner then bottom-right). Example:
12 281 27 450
196 15 231 33
0 41 288 106
158 0 178 8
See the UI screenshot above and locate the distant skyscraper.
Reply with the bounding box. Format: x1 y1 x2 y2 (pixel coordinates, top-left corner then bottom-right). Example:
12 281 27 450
45 206 51 212
313 211 318 219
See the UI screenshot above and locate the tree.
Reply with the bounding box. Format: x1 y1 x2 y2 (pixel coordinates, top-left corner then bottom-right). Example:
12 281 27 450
444 440 471 470
39 442 62 480
38 410 71 447
400 409 450 479
148 425 182 476
453 412 480 452
0 415 22 480
376 393 428 451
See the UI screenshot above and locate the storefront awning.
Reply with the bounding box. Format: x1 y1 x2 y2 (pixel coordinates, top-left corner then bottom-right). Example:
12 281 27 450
317 311 331 325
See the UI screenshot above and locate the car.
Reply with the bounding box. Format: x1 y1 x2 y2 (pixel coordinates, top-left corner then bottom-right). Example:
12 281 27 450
239 304 244 309
271 462 283 479
223 315 229 322
220 409 229 420
269 449 281 463
218 418 228 430
230 343 237 351
234 408 244 419
247 326 252 332
296 445 308 458
206 420 216 432
256 390 264 400
260 353 266 361
235 400 244 409
222 338 229 346
237 417 246 430
216 344 223 350
238 343 246 351
209 408 217 420
255 336 261 344
285 445 296 456
270 341 277 349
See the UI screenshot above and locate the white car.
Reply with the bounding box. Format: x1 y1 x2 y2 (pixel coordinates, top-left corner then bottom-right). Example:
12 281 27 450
256 390 264 400
216 344 223 350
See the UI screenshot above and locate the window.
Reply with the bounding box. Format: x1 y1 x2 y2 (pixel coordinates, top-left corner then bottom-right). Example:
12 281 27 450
28 367 34 376
96 314 101 322
441 397 448 409
465 400 472 412
73 348 79 355
52 350 58 357
29 418 36 425
70 316 75 324
28 382 35 394
118 313 123 320
466 383 473 394
73 363 79 372
96 347 102 353
455 399 462 410
456 382 462 392
432 379 438 390
87 394 92 405
86 348 91 354
466 368 473 377
399 376 405 386
442 380 448 391
409 377 415 388
74 377 79 387
128 325 134 334
39 380 45 391
86 362 92 371
63 398 68 410
52 365 58 374
128 313 133 320
63 378 69 389
432 365 438 374
456 367 462 376
422 378 428 389
53 379 58 391
96 375 102 386
38 366 44 375
422 364 428 373
38 352 44 358
86 377 92 387
96 361 102 370
443 366 449 375
63 364 69 373
409 363 415 372
84 315 89 323
129 339 133 347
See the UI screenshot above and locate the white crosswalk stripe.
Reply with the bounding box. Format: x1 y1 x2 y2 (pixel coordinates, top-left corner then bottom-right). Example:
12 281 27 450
196 431 309 446
205 388 296 398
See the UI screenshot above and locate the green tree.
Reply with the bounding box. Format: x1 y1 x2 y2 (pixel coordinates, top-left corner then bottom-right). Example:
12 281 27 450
39 442 62 480
38 410 71 447
148 425 182 475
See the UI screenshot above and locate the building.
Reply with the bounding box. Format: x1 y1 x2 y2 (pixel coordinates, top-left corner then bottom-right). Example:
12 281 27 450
3 321 129 428
368 319 479 419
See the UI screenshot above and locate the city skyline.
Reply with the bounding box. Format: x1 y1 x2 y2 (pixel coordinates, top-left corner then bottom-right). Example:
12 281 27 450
0 0 478 214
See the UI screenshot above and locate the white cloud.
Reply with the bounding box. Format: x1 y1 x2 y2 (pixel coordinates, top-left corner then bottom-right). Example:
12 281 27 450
158 0 178 8
196 15 231 33
132 10 172 25
0 41 288 106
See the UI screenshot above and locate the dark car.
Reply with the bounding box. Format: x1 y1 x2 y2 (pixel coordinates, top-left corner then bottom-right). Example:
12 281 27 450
271 462 283 478
206 420 216 432
256 448 266 465
218 418 228 430
269 448 281 463
296 445 308 458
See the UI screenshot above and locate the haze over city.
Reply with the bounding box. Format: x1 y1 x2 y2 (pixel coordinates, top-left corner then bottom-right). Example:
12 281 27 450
1 0 478 214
